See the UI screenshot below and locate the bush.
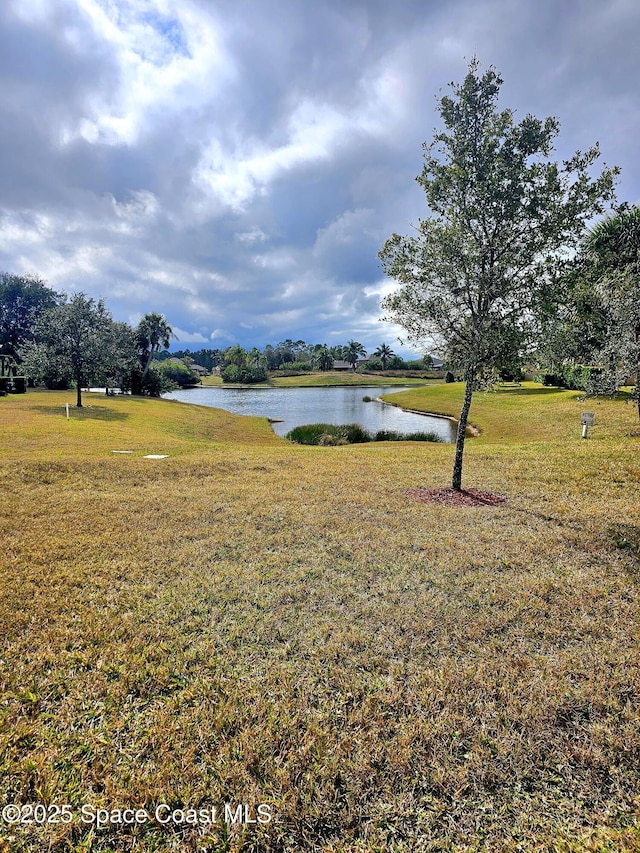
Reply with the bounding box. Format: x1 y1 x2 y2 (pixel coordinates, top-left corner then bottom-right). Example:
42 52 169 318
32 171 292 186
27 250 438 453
539 373 563 387
286 423 443 445
318 433 348 446
221 364 268 384
155 361 201 387
286 423 372 445
287 361 313 371
143 364 177 395
445 371 455 383
374 429 443 443
538 365 604 391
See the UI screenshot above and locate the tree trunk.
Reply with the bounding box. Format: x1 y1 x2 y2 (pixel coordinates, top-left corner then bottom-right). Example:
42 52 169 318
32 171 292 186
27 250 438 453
141 349 154 378
451 370 475 491
76 375 83 407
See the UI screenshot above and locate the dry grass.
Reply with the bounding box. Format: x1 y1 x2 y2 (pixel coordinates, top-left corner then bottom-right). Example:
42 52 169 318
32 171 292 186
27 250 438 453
0 387 638 852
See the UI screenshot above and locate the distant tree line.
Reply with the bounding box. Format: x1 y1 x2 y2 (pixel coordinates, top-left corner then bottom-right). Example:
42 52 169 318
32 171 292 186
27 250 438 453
0 274 439 400
159 339 436 383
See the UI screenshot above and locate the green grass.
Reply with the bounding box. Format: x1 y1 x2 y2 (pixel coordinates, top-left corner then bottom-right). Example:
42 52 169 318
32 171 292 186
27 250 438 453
200 370 433 388
269 371 434 387
0 386 639 852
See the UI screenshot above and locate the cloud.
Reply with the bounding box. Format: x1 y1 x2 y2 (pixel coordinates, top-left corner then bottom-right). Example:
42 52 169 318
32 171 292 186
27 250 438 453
1 0 639 360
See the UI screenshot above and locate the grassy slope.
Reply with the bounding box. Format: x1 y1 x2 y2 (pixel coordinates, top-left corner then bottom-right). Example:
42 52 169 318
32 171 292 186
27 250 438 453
0 387 638 853
200 371 432 388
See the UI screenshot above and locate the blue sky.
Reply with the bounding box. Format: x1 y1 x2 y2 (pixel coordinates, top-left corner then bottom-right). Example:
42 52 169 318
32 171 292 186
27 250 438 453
1 0 639 358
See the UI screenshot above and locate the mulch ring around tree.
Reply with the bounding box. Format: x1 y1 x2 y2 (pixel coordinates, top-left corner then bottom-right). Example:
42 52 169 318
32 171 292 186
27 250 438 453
405 487 508 507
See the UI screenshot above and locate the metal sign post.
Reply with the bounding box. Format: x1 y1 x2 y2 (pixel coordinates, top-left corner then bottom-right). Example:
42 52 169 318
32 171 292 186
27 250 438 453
581 412 595 438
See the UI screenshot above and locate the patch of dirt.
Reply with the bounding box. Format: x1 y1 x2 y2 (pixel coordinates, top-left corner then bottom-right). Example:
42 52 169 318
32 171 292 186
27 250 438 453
406 487 508 507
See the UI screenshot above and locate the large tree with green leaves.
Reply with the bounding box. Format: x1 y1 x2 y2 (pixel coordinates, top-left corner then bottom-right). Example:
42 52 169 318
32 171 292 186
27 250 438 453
0 273 61 361
32 293 113 407
379 59 618 490
584 205 640 417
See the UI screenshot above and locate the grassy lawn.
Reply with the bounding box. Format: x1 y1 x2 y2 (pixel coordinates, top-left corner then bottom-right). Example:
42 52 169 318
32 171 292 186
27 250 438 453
200 371 434 388
0 386 638 852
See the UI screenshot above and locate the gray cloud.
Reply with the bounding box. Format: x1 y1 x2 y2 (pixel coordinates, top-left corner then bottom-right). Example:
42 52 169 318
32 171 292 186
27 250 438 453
1 0 639 355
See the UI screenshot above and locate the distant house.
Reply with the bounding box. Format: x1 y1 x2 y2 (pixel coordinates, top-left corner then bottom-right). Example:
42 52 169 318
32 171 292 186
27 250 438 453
332 360 352 371
430 357 445 369
165 357 209 376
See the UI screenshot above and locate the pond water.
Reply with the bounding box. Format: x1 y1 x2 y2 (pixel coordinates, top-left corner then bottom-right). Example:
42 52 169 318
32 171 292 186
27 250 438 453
163 385 456 442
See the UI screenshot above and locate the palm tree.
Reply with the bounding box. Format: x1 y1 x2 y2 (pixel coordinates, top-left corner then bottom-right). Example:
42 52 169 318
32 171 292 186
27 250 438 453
373 343 394 370
346 340 366 371
248 347 263 368
136 313 175 378
586 206 640 268
314 346 333 371
224 344 247 367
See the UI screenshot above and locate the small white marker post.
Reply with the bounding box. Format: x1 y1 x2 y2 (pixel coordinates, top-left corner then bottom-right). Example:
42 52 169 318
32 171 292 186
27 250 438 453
581 411 595 438
65 403 70 420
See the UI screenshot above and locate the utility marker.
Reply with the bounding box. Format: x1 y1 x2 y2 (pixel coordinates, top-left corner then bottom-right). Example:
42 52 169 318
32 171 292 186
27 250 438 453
581 411 595 439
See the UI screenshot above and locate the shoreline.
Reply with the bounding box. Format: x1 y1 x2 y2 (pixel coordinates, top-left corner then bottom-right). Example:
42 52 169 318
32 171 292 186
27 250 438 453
377 396 481 437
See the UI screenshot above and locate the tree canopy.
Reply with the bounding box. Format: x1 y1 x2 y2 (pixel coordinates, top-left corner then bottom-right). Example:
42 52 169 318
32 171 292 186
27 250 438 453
379 58 618 490
0 273 61 361
33 293 113 407
584 206 640 416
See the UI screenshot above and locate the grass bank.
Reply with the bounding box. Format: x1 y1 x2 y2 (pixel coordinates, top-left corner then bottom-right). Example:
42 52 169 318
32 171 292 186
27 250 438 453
200 370 433 388
0 387 638 852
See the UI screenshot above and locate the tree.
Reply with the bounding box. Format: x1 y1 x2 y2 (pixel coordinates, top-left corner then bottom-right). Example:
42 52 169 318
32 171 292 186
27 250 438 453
98 321 138 395
379 58 618 490
0 273 61 361
373 343 395 370
248 347 264 368
224 344 247 367
314 346 334 371
33 293 113 406
136 313 175 379
346 340 366 370
584 206 640 417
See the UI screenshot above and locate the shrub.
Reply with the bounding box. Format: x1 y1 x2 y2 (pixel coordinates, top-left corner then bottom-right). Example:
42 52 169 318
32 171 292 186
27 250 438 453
318 433 348 446
286 423 372 445
286 423 443 445
538 366 603 391
286 424 342 445
155 361 201 387
539 373 564 387
144 364 177 395
445 371 455 383
374 429 443 443
342 423 371 443
221 364 268 384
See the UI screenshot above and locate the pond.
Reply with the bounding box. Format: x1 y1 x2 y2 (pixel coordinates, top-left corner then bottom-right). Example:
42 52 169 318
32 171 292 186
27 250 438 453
163 385 457 442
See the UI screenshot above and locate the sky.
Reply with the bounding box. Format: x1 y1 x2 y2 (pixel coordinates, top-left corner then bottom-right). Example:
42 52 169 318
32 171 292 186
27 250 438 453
1 0 639 358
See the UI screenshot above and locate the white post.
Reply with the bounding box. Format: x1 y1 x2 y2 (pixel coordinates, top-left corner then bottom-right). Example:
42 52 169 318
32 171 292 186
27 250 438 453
65 403 70 420
582 423 588 439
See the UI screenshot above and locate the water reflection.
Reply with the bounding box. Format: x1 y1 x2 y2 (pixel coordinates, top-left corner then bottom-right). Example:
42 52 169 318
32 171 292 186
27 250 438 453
164 385 456 442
